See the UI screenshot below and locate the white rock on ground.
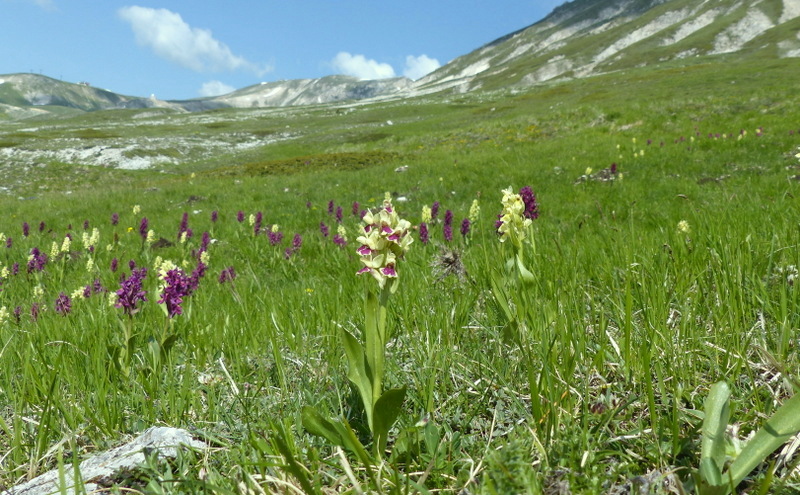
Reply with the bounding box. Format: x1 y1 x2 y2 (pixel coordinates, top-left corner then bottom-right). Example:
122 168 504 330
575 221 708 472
2 427 207 495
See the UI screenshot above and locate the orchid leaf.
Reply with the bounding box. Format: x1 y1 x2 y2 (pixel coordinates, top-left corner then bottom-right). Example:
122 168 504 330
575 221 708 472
341 328 374 430
372 386 406 456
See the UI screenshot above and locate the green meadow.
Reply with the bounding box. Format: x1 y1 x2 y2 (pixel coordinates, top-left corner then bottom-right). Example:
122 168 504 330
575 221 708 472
1 57 800 493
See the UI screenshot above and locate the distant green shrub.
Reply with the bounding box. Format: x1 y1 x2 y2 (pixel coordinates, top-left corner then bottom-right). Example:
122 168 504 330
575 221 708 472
216 151 400 176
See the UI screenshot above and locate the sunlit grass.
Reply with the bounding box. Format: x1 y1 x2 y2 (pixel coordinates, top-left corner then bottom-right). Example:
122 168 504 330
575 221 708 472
0 59 800 493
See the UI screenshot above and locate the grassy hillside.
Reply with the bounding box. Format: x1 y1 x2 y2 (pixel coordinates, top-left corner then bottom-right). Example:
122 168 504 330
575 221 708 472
0 57 799 493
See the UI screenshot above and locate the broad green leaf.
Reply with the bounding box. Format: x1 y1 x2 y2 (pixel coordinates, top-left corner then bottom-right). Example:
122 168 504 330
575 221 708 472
372 386 406 456
341 328 374 430
700 381 731 488
301 405 344 447
300 407 372 469
516 252 535 284
727 392 800 489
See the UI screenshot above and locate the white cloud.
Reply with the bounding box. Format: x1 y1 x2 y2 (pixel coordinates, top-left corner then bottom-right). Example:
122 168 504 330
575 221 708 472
199 80 236 97
330 52 396 80
118 6 269 75
403 54 440 80
33 0 55 10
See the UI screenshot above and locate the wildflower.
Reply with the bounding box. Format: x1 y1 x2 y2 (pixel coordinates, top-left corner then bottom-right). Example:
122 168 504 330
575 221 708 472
218 266 236 284
271 224 279 233
39 221 46 233
0 306 8 325
158 268 192 318
22 222 29 237
496 187 533 249
111 212 119 225
431 201 440 221
83 220 90 230
115 268 148 316
199 232 211 254
519 186 539 220
211 210 218 223
132 204 141 215
292 233 303 250
179 231 189 244
13 306 21 324
335 206 343 223
49 241 59 259
110 257 119 272
72 287 86 300
60 235 71 254
419 222 429 244
268 230 284 246
86 257 94 273
331 224 345 240
237 211 245 223
146 229 156 245
444 210 453 227
320 222 330 237
253 212 262 235
54 292 72 316
677 220 691 234
585 167 593 175
333 233 347 248
460 218 471 237
469 199 480 224
356 198 413 290
327 200 335 215
352 201 360 217
30 303 41 322
421 205 432 223
33 284 44 299
138 217 149 241
5 237 11 249
82 228 100 251
248 213 256 227
27 247 47 273
178 212 189 239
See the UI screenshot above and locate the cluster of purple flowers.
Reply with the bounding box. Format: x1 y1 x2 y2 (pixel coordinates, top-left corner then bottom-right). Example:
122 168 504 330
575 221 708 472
284 233 302 259
116 268 148 316
178 212 190 240
83 279 106 298
55 292 71 316
218 266 236 284
443 210 454 242
138 217 149 241
460 218 471 237
519 186 539 220
253 212 263 236
268 229 284 246
419 223 429 244
158 268 193 318
27 247 48 273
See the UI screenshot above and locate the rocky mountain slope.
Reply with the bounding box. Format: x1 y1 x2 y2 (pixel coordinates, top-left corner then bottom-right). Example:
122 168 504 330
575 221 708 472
413 0 800 93
2 0 799 119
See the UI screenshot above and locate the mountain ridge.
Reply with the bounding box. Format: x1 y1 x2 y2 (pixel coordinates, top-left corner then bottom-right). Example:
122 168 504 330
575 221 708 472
2 0 799 119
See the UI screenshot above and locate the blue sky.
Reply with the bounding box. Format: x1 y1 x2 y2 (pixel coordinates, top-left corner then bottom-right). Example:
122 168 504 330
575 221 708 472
1 0 565 100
